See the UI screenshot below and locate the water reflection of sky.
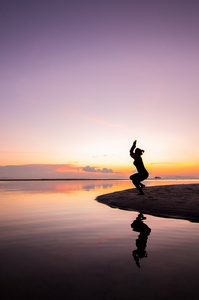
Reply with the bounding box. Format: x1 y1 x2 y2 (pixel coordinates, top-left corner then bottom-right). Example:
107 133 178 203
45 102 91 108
1 179 199 193
0 180 199 299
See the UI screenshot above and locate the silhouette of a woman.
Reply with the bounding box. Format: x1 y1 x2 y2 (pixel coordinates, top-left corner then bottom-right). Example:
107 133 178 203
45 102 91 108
130 140 149 195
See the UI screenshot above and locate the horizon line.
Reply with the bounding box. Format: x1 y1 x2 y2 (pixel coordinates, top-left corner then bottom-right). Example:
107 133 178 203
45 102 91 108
0 178 199 182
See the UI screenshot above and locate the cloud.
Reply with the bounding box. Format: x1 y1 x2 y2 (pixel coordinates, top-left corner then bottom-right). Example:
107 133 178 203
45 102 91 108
82 166 113 173
0 164 116 179
0 164 82 179
101 168 114 173
57 165 114 174
56 164 82 172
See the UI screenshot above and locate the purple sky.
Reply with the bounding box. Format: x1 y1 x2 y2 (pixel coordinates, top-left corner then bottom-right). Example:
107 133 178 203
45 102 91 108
1 0 199 178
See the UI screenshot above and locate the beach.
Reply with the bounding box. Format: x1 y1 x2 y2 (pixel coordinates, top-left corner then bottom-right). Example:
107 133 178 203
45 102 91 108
96 184 199 223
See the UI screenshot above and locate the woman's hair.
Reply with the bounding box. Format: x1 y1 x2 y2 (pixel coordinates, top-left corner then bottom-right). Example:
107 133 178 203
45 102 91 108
135 148 145 156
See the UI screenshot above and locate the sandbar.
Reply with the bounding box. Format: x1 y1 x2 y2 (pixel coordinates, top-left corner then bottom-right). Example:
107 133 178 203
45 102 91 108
96 184 199 222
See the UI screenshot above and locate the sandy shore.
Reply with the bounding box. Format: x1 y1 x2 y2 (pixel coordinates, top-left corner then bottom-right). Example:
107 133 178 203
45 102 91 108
96 184 199 222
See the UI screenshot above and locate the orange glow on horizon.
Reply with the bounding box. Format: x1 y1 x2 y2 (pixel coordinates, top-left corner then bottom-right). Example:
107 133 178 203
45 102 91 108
115 162 199 178
146 163 199 177
0 161 198 180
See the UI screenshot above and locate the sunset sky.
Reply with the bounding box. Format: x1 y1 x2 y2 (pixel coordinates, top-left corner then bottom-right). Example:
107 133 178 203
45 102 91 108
1 0 199 179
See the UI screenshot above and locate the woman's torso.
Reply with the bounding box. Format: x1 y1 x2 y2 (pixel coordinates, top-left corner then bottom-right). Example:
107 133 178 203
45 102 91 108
134 157 148 176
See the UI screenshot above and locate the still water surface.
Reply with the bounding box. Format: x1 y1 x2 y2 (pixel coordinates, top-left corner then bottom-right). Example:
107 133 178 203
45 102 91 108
0 180 199 299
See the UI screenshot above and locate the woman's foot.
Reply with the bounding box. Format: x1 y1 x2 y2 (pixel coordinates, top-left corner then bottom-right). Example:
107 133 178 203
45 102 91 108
138 191 145 195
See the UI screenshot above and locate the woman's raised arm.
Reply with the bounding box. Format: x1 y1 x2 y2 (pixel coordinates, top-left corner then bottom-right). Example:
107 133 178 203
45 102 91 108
130 140 137 157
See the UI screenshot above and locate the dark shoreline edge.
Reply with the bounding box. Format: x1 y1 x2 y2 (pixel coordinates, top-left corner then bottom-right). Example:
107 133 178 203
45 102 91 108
1 178 199 182
96 184 199 223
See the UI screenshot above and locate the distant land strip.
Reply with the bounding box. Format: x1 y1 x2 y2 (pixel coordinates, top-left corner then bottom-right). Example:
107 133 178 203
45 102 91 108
0 178 127 181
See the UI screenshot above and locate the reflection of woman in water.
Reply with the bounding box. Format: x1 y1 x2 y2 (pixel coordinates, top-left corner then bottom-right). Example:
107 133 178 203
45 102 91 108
131 213 151 268
130 140 149 195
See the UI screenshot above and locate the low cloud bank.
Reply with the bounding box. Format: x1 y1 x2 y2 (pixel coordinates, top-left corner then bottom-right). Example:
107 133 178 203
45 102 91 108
82 166 113 173
0 164 117 179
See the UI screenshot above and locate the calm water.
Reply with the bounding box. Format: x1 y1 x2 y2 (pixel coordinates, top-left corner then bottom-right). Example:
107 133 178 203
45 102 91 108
0 180 199 300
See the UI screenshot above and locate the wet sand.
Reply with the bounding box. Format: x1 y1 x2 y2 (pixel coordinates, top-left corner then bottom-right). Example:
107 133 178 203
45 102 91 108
96 184 199 223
